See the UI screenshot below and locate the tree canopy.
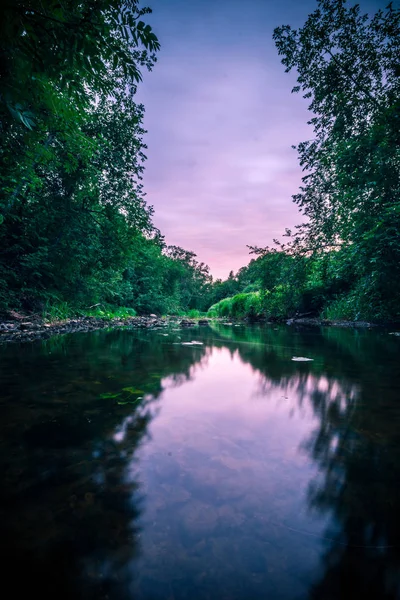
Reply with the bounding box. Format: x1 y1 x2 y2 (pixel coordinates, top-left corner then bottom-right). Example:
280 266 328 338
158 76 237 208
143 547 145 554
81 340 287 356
0 1 213 316
271 0 400 319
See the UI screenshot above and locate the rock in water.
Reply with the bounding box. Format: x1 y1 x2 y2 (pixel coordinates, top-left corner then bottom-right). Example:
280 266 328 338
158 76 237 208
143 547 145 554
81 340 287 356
180 319 195 326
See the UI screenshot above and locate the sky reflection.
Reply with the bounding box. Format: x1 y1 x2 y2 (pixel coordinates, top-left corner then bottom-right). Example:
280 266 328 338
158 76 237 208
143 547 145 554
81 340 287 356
128 346 356 598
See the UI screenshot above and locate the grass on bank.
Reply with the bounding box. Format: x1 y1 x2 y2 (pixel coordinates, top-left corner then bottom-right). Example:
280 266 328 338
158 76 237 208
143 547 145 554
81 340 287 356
42 301 137 322
206 286 386 323
208 292 265 320
41 302 210 323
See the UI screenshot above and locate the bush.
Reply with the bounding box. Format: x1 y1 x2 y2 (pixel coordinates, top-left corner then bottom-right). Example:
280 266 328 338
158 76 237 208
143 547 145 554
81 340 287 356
322 295 358 321
186 309 203 319
42 302 137 322
207 292 264 320
244 292 264 318
262 285 300 319
321 276 400 322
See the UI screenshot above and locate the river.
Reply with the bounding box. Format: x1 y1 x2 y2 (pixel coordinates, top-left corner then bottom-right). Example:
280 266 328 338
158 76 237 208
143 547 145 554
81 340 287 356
1 323 400 599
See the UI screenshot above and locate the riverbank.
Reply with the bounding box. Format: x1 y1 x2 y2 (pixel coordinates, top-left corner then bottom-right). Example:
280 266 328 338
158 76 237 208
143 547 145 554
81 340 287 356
0 313 209 344
0 312 394 345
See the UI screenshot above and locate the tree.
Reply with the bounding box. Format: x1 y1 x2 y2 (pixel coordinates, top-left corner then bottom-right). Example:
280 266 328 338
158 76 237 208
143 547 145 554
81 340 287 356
0 90 157 310
0 1 219 317
273 0 400 319
0 0 159 221
163 246 213 312
0 0 159 127
0 1 160 311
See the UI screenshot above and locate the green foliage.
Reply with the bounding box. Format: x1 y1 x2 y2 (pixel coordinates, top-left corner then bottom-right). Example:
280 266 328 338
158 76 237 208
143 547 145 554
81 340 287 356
112 241 212 316
208 2 398 323
163 246 212 312
243 292 265 319
322 295 359 322
42 300 73 322
206 245 378 322
86 306 137 319
208 298 232 318
208 271 241 306
208 292 264 320
0 91 154 312
0 0 159 130
0 1 215 318
0 0 160 313
41 301 137 322
186 309 202 319
272 0 400 321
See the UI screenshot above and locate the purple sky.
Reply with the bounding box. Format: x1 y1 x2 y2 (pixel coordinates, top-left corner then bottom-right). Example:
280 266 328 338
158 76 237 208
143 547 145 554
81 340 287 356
137 0 386 279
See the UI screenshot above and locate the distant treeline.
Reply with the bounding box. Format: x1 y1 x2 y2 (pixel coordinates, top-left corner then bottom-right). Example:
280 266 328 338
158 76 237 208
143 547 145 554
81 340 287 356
207 248 380 322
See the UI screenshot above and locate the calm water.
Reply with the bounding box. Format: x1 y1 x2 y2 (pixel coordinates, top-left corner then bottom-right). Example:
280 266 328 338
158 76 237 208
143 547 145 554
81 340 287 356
1 323 400 600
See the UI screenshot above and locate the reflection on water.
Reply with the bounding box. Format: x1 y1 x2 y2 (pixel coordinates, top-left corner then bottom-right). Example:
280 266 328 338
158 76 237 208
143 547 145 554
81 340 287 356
1 324 400 599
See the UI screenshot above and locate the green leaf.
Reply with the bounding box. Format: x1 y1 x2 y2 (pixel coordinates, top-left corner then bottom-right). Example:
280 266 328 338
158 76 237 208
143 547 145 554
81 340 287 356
100 392 121 399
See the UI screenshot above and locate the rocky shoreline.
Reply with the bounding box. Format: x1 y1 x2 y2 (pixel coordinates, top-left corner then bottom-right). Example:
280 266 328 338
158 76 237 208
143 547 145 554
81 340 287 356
0 314 208 344
0 312 391 345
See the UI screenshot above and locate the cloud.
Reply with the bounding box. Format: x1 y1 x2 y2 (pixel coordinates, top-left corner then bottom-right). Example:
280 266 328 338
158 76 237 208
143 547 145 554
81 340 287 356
135 0 314 278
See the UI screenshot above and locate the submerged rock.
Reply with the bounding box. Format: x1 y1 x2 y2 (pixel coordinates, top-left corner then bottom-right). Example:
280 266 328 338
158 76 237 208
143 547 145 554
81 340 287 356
180 319 195 326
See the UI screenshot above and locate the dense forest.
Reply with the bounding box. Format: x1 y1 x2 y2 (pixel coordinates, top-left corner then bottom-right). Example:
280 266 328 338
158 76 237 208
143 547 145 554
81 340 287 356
0 0 213 318
1 0 400 322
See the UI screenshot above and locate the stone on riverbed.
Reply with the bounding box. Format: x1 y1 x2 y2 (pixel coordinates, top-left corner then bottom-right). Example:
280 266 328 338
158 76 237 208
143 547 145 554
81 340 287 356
180 319 195 326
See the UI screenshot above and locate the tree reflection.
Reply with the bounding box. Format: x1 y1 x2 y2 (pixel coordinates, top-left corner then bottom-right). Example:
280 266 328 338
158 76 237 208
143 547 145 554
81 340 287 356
211 323 400 599
305 365 400 599
0 329 208 600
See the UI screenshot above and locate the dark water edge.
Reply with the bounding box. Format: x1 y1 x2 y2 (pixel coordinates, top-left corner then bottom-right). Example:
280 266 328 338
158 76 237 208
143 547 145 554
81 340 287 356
0 312 396 346
1 324 400 600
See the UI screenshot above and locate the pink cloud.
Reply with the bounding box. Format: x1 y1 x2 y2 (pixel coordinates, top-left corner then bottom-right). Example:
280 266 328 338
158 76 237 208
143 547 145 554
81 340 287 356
135 0 317 279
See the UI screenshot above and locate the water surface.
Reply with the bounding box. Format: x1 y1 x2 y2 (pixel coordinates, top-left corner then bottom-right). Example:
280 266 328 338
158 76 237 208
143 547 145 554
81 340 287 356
1 324 400 599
